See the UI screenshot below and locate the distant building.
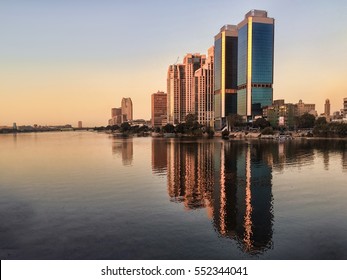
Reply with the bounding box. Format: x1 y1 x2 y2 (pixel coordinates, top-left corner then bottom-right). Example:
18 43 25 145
344 98 347 118
13 122 17 130
332 111 343 120
151 91 167 127
109 107 122 125
295 99 316 116
273 99 285 107
121 97 133 122
78 121 82 128
324 99 331 117
237 10 275 121
264 100 295 128
214 25 238 130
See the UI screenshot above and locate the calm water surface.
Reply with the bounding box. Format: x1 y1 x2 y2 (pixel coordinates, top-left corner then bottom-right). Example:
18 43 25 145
0 132 346 259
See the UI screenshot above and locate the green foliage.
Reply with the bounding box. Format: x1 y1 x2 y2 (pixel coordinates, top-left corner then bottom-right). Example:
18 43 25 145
175 123 186 134
226 114 243 131
111 125 120 131
261 126 274 135
296 113 315 129
313 122 347 137
222 130 229 139
205 126 214 138
120 122 131 132
315 117 327 126
253 118 270 129
162 123 175 133
185 114 200 131
94 126 106 131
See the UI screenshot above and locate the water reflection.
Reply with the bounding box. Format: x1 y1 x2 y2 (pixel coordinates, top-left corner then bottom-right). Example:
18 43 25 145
214 142 274 254
112 139 133 166
151 139 168 175
165 139 274 255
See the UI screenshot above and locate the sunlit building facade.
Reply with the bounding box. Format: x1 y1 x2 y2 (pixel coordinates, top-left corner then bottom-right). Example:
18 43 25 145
121 97 133 122
194 47 214 127
237 10 274 120
324 99 331 117
295 99 316 116
214 25 238 130
183 53 206 118
167 64 185 124
151 91 167 127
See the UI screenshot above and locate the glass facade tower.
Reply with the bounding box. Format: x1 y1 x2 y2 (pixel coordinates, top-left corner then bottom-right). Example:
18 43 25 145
214 25 238 130
237 10 274 120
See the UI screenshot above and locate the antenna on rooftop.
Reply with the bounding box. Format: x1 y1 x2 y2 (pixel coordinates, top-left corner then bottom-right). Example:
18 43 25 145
174 56 179 64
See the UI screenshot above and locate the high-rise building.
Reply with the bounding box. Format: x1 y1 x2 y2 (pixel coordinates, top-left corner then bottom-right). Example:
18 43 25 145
167 64 185 124
237 10 275 120
78 121 82 128
194 46 214 127
324 99 331 117
214 25 238 129
344 98 347 118
183 53 206 117
121 97 133 122
151 91 167 127
110 107 122 125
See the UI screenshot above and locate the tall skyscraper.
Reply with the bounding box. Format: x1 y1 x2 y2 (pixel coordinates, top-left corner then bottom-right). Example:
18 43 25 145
183 53 206 117
151 91 167 127
194 46 214 126
237 10 274 120
214 25 238 130
324 99 331 117
343 98 347 118
167 64 185 124
121 97 133 122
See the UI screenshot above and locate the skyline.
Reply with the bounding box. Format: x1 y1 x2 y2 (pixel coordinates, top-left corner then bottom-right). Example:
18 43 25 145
1 0 347 127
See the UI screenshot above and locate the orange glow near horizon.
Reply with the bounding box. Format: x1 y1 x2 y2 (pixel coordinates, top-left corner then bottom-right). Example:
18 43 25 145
1 2 347 127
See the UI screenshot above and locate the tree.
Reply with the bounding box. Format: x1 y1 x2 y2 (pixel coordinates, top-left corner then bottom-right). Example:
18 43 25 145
296 113 315 129
174 123 186 134
253 118 270 129
205 125 214 138
226 114 243 131
162 123 175 133
185 113 197 126
111 125 120 131
315 117 327 126
184 113 200 131
120 122 131 132
261 126 274 135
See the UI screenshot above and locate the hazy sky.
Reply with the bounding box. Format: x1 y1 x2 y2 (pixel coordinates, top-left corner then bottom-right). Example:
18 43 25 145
1 0 347 127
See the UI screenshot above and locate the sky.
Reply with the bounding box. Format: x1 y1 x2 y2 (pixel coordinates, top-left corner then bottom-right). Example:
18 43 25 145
1 0 347 127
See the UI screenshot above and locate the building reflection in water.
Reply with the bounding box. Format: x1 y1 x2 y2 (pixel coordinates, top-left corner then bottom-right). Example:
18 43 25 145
165 139 274 255
111 138 133 166
167 140 214 209
151 139 168 175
